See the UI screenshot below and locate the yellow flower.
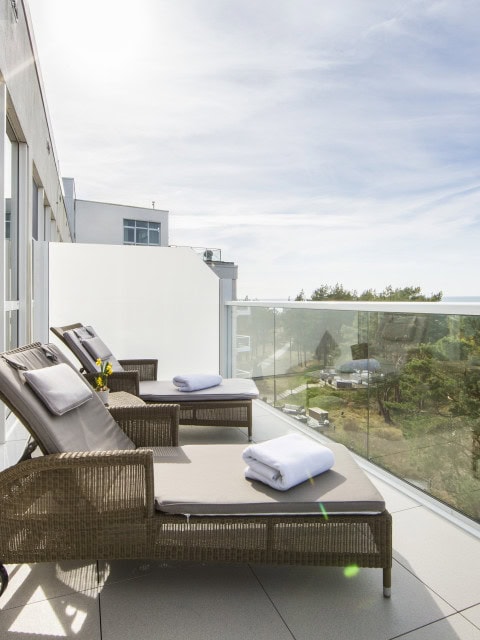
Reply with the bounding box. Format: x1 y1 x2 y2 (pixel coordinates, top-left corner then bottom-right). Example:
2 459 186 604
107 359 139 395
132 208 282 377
94 358 112 390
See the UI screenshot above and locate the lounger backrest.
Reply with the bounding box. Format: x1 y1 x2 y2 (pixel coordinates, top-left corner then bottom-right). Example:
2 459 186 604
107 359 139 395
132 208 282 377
53 324 124 374
0 343 135 454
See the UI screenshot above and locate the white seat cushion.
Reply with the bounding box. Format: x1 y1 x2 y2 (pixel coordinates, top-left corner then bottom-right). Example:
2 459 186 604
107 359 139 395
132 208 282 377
139 378 259 402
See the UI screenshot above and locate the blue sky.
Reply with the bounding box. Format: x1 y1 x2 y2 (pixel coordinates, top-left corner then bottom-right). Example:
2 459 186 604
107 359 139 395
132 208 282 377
27 0 480 299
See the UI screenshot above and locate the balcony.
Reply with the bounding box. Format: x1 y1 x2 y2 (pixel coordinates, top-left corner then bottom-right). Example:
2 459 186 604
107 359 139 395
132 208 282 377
1 247 480 638
0 402 479 638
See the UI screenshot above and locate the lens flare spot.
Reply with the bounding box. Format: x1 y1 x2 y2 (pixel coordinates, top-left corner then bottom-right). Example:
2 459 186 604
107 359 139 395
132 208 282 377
318 503 329 520
344 565 360 579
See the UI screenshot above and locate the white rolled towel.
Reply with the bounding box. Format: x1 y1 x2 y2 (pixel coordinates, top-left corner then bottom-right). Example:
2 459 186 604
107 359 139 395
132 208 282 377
242 433 335 491
172 373 223 392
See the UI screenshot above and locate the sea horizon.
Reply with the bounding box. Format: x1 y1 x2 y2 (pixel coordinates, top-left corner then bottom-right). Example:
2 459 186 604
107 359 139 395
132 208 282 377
443 296 480 302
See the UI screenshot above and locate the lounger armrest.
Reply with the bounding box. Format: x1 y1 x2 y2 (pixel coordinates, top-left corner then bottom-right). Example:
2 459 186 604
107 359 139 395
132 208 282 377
119 359 158 381
0 450 155 530
84 370 140 395
109 404 179 447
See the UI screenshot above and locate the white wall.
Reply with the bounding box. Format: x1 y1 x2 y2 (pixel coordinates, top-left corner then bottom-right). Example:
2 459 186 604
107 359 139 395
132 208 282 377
75 200 169 246
49 243 221 377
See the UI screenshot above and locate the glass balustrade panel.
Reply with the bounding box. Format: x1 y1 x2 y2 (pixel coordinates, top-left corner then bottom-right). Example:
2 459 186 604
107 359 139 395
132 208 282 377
231 303 480 522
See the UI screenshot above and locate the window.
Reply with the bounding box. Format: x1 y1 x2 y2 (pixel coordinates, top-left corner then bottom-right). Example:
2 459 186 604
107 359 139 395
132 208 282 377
4 123 19 349
32 179 39 241
123 219 160 246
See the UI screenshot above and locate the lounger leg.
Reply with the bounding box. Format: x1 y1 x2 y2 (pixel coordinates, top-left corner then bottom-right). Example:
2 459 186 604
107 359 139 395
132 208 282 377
383 567 391 598
17 437 38 462
0 564 9 597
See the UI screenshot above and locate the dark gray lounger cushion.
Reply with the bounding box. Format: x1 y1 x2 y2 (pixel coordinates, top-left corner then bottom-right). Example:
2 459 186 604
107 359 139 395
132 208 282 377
62 326 99 372
140 378 259 402
62 327 124 373
0 343 135 454
72 326 95 341
24 363 93 415
80 336 124 372
152 442 385 515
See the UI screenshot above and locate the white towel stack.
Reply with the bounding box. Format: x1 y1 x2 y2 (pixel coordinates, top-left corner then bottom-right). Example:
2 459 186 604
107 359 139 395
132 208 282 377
172 373 223 392
242 434 335 491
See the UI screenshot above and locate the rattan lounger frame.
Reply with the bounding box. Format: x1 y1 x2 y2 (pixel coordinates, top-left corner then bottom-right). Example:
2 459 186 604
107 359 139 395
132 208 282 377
0 344 392 599
0 449 392 598
51 323 254 439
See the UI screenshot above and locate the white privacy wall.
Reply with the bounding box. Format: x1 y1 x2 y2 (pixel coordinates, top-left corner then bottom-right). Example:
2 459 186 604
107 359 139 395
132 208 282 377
49 243 220 377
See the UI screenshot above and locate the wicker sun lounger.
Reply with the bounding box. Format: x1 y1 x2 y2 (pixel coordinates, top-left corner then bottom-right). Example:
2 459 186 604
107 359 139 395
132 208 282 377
51 323 258 440
0 343 392 599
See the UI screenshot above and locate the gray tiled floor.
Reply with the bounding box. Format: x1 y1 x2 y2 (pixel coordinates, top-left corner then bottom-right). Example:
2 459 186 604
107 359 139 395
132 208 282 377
1 401 479 639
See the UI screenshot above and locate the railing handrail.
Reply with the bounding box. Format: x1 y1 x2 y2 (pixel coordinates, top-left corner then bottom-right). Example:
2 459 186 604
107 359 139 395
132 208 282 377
227 300 480 315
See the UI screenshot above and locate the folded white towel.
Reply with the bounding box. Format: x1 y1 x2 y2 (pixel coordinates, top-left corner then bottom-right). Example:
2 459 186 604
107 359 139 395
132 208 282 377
242 434 335 491
172 373 223 392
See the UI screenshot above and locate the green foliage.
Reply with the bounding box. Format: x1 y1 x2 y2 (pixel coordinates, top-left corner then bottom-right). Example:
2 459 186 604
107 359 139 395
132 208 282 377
373 426 403 441
314 330 340 365
296 284 443 302
432 336 473 361
450 367 480 431
311 283 356 301
371 346 454 422
295 289 306 301
369 285 443 302
308 393 345 410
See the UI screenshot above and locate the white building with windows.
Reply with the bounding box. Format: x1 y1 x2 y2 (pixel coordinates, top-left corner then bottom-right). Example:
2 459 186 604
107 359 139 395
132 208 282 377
63 177 169 246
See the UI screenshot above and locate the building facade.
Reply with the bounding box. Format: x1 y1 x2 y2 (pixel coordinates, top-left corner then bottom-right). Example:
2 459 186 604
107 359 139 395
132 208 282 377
63 177 169 246
1 0 72 348
1 0 74 462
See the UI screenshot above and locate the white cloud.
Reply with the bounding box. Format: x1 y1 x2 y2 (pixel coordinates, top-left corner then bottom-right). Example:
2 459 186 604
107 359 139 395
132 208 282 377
27 0 480 299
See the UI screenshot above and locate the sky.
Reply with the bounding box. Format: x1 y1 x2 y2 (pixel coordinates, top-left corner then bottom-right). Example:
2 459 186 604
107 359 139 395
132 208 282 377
27 0 480 300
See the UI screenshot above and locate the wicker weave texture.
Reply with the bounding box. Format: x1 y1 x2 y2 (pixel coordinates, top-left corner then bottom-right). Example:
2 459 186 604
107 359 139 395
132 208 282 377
0 341 391 594
0 451 391 588
51 323 253 435
176 400 252 438
109 404 179 447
